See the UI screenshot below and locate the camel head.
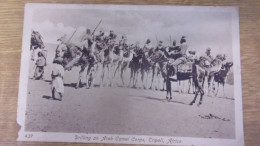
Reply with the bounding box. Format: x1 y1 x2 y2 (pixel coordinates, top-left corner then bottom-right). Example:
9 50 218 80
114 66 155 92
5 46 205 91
31 30 45 49
222 62 233 73
225 62 233 68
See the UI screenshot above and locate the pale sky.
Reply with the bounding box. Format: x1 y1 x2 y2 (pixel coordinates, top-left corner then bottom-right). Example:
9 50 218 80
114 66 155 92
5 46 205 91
32 6 234 60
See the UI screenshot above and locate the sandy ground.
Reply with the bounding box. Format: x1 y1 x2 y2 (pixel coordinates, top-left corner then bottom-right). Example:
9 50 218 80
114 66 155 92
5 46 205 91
25 44 235 139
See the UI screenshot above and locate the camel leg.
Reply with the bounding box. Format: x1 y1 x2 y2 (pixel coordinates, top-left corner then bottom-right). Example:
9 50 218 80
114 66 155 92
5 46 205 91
161 78 166 91
110 62 116 87
198 88 204 106
207 78 211 96
133 71 137 88
166 78 172 100
178 81 180 93
143 72 148 89
135 70 141 88
105 65 111 87
31 48 35 61
76 65 85 89
91 64 98 87
157 74 162 90
222 82 226 97
86 66 92 88
207 75 213 97
120 65 125 86
188 78 192 94
141 70 145 89
100 64 105 87
134 71 140 88
150 69 155 90
214 82 219 97
52 88 56 100
132 71 136 88
90 66 97 88
190 90 198 105
128 69 133 87
113 61 121 78
153 72 159 90
145 71 150 89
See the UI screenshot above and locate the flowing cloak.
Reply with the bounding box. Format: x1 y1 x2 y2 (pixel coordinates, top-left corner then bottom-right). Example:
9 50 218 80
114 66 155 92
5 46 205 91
51 63 64 93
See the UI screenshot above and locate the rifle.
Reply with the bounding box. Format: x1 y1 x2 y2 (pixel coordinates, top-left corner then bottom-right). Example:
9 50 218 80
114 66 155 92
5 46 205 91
155 34 159 45
91 20 102 38
68 28 77 43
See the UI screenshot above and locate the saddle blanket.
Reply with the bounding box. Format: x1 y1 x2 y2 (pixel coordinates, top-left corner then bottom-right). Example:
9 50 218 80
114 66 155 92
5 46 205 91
178 62 193 73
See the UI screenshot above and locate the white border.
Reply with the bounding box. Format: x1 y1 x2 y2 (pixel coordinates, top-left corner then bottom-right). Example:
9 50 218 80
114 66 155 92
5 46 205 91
17 3 244 146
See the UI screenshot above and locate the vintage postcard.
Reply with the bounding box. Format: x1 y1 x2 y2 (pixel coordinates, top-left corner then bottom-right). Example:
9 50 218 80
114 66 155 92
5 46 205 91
17 3 244 145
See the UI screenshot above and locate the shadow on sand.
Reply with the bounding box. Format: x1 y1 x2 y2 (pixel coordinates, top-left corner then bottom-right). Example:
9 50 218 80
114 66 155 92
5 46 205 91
208 95 235 101
42 95 53 100
129 95 187 105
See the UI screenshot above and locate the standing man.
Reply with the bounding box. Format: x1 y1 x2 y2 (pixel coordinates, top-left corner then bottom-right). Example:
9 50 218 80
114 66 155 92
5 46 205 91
33 51 46 80
51 57 65 101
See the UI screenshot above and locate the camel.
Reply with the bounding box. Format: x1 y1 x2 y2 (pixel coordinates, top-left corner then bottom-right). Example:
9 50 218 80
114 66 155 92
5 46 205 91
31 30 45 61
75 41 97 89
211 62 233 97
164 56 208 106
117 45 135 87
99 38 114 87
206 55 226 96
128 45 143 88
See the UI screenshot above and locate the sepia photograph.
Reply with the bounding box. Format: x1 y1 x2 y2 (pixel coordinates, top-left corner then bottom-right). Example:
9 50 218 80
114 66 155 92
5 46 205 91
17 3 244 145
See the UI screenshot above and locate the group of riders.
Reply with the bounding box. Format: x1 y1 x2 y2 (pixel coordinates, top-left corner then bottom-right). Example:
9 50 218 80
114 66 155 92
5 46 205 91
31 26 233 105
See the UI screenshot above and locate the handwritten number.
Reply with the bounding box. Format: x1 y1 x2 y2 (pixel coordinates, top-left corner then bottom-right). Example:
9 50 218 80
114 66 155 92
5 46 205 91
25 134 33 138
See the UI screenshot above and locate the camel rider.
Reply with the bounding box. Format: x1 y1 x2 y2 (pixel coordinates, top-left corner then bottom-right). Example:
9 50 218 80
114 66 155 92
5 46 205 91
155 40 164 51
186 50 197 62
208 54 225 77
134 41 142 53
164 40 182 60
167 40 177 52
168 36 189 78
143 39 154 56
149 40 165 63
107 30 117 46
80 28 93 49
119 35 128 51
152 40 164 57
56 32 83 70
57 34 68 44
79 28 97 65
117 35 128 57
204 48 214 66
95 30 106 51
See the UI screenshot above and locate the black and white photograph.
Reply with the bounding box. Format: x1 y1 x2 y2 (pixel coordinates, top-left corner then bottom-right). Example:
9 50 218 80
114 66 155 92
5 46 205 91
17 3 244 146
